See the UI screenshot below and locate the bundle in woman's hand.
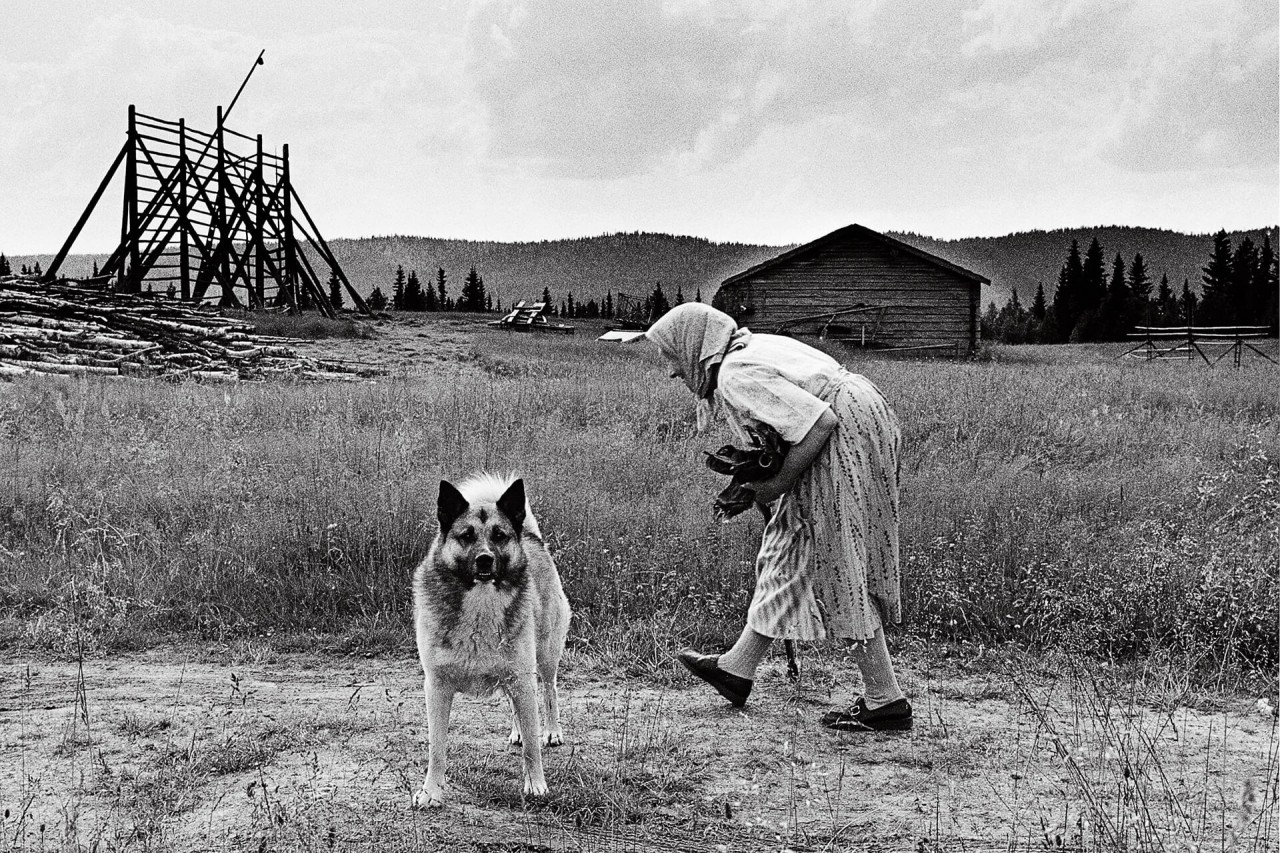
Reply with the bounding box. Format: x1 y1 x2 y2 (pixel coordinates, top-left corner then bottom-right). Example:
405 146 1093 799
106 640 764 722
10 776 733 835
704 423 790 519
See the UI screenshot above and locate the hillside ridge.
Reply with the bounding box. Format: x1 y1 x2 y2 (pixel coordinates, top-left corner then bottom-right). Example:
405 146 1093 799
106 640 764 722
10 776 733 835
12 225 1276 309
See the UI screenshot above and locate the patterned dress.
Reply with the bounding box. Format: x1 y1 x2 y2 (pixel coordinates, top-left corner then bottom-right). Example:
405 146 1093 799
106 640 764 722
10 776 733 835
715 335 902 642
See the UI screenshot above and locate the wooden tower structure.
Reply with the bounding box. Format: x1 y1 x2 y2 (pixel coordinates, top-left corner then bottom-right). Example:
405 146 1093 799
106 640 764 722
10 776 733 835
44 103 366 316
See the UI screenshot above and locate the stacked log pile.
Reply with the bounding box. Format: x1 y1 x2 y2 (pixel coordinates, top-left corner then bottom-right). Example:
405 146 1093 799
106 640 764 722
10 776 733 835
0 276 379 381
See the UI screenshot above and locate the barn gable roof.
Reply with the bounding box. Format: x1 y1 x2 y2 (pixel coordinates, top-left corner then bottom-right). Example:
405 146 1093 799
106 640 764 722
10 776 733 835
721 223 990 288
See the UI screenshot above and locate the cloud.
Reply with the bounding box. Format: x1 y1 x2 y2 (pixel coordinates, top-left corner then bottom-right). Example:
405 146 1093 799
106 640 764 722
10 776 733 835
464 0 775 177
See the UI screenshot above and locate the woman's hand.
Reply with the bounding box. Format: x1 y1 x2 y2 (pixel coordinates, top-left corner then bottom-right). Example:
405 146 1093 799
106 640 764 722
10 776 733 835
747 408 838 504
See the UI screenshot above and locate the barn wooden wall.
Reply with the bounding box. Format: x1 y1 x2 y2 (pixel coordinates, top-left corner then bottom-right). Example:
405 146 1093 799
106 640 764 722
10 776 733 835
713 230 980 351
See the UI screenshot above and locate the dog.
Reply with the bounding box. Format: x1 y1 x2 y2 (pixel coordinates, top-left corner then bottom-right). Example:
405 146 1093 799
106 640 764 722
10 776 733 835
412 474 571 808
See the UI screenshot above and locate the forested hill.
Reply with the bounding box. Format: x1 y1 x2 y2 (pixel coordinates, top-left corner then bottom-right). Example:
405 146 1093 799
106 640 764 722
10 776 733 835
11 225 1276 309
325 233 788 309
895 226 1279 308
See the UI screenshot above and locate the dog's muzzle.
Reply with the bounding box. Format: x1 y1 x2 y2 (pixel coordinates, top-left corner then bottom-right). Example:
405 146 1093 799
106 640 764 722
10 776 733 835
474 553 496 583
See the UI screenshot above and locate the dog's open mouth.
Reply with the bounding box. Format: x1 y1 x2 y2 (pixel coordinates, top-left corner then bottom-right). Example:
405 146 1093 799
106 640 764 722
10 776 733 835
474 570 496 583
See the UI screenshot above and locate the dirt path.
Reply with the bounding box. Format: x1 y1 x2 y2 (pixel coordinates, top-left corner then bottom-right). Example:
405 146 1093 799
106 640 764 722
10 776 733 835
1 650 1275 852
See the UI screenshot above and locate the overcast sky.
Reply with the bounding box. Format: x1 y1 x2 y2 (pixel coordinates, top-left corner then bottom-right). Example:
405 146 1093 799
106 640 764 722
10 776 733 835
2 0 1276 254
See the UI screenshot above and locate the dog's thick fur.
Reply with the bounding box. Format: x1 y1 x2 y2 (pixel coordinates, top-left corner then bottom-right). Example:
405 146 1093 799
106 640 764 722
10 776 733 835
412 474 571 808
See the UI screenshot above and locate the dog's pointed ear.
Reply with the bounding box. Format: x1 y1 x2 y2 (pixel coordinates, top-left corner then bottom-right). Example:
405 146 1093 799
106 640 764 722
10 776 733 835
496 479 526 533
437 480 469 533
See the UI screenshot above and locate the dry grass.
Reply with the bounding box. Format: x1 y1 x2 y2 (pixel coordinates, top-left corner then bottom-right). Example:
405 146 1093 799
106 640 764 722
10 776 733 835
0 326 1274 690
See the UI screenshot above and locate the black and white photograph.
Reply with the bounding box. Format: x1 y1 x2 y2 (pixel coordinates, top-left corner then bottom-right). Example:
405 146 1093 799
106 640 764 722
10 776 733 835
0 2 1276 850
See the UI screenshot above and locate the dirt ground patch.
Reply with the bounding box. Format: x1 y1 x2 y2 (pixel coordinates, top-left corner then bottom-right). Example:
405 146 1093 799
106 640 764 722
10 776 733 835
1 649 1275 852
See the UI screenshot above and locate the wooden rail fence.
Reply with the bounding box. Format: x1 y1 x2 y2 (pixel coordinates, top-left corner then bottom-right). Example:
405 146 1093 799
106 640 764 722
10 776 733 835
1121 325 1276 367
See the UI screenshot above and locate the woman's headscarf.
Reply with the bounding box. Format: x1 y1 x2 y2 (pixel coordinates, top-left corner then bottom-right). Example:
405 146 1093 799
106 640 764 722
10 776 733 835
644 303 751 430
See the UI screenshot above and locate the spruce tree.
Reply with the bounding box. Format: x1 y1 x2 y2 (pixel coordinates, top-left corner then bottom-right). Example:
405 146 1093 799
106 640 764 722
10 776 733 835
1031 282 1047 321
1200 230 1233 325
328 270 344 310
650 282 671 319
1051 240 1084 342
368 286 388 311
1077 238 1106 341
566 292 575 318
393 265 406 310
405 270 424 311
1128 253 1151 324
1179 278 1197 325
1101 253 1130 340
436 268 449 311
1155 273 1175 325
0 254 9 276
424 278 438 311
542 286 552 308
1255 235 1277 329
675 285 684 305
695 287 702 303
1265 238 1280 334
461 266 483 312
1230 236 1258 326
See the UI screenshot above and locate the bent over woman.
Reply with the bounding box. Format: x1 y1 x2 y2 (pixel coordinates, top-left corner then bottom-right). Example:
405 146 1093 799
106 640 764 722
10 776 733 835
645 303 911 731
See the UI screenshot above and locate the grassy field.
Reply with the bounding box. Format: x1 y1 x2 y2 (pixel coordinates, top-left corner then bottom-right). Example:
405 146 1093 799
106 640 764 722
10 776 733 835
1 322 1275 685
0 317 1277 851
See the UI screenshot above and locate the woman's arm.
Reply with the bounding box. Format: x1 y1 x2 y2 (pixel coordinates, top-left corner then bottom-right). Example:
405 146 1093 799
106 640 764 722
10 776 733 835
748 408 838 504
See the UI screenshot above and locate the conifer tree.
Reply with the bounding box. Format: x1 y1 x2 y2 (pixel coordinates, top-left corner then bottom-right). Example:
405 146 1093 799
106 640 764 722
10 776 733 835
1031 282 1047 321
392 265 406 310
1101 253 1129 340
328 270 344 310
1051 239 1084 342
460 266 485 312
650 282 671 320
1265 237 1280 334
368 286 388 311
675 285 684 305
92 260 99 277
486 294 493 312
1179 278 1197 325
0 254 9 275
436 268 449 311
1128 253 1151 316
32 261 41 276
604 292 613 319
566 292 575 318
1230 236 1259 326
405 270 424 311
542 286 552 308
695 287 702 303
1155 273 1176 325
1200 230 1233 325
1078 237 1106 340
1255 235 1277 329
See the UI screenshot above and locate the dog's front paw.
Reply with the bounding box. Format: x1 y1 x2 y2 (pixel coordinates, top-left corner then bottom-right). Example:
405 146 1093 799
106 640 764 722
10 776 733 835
523 776 548 798
413 781 445 809
543 728 564 747
507 728 523 747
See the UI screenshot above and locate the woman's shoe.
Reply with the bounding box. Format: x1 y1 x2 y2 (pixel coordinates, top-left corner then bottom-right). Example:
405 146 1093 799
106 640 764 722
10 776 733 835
820 697 913 731
676 649 752 707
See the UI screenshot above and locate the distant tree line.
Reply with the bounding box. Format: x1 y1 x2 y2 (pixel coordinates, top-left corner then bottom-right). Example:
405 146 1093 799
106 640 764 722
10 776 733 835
362 265 700 324
983 230 1278 344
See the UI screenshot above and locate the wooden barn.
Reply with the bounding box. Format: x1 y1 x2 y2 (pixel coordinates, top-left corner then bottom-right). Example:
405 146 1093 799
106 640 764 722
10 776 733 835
712 224 988 353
